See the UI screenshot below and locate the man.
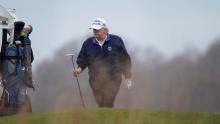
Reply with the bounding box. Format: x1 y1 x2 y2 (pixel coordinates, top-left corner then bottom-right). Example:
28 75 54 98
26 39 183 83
20 24 34 89
73 18 132 108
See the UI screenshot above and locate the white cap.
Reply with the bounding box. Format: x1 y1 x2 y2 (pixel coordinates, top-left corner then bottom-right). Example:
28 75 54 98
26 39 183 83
90 18 107 30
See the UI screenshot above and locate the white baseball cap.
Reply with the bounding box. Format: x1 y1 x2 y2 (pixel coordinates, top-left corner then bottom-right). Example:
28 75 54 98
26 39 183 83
90 18 107 30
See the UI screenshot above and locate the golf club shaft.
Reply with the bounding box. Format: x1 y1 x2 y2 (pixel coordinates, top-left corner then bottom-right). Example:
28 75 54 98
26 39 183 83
71 56 86 108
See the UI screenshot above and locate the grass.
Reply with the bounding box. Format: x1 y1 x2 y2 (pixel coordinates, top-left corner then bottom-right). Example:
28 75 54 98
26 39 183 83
0 109 220 124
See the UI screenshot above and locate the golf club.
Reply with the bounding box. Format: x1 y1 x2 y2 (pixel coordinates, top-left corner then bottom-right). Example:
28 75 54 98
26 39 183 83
66 53 86 108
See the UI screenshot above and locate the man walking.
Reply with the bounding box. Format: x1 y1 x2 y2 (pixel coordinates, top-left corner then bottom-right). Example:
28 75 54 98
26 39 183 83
73 18 132 108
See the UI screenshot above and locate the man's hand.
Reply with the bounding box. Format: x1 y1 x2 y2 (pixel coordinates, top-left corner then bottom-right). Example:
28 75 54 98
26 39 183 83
73 67 82 77
124 78 133 89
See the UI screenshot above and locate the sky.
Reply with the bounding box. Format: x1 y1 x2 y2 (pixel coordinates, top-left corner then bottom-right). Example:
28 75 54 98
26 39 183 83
1 0 220 67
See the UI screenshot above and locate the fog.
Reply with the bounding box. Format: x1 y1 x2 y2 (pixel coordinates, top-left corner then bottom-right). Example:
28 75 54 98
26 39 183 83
31 36 220 113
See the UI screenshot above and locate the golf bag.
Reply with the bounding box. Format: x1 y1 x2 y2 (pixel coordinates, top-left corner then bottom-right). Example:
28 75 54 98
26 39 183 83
0 21 33 114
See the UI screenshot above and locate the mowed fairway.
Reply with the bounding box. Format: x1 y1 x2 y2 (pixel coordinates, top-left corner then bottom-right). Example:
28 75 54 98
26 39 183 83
0 109 220 124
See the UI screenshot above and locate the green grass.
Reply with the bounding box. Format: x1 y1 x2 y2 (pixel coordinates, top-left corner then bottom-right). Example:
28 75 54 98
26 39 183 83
0 109 220 124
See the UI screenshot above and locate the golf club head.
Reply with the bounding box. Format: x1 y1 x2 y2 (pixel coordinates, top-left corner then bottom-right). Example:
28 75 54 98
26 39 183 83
66 53 75 57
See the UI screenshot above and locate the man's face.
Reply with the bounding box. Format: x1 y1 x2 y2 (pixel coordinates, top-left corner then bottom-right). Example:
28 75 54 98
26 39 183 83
24 27 30 33
93 28 106 39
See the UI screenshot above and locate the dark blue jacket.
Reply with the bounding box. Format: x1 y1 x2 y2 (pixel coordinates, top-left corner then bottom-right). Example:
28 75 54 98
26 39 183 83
77 34 131 80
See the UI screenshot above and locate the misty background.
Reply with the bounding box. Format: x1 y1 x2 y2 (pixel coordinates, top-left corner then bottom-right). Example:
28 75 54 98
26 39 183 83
1 0 220 112
31 36 220 113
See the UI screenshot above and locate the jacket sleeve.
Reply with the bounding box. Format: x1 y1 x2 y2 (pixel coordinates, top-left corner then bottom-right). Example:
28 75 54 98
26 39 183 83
118 38 132 78
77 41 89 71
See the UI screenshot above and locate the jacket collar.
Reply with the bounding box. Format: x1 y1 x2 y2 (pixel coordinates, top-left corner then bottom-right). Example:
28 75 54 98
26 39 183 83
92 33 111 45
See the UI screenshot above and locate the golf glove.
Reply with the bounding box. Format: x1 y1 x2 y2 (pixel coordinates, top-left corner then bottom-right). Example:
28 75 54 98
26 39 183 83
124 79 133 89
